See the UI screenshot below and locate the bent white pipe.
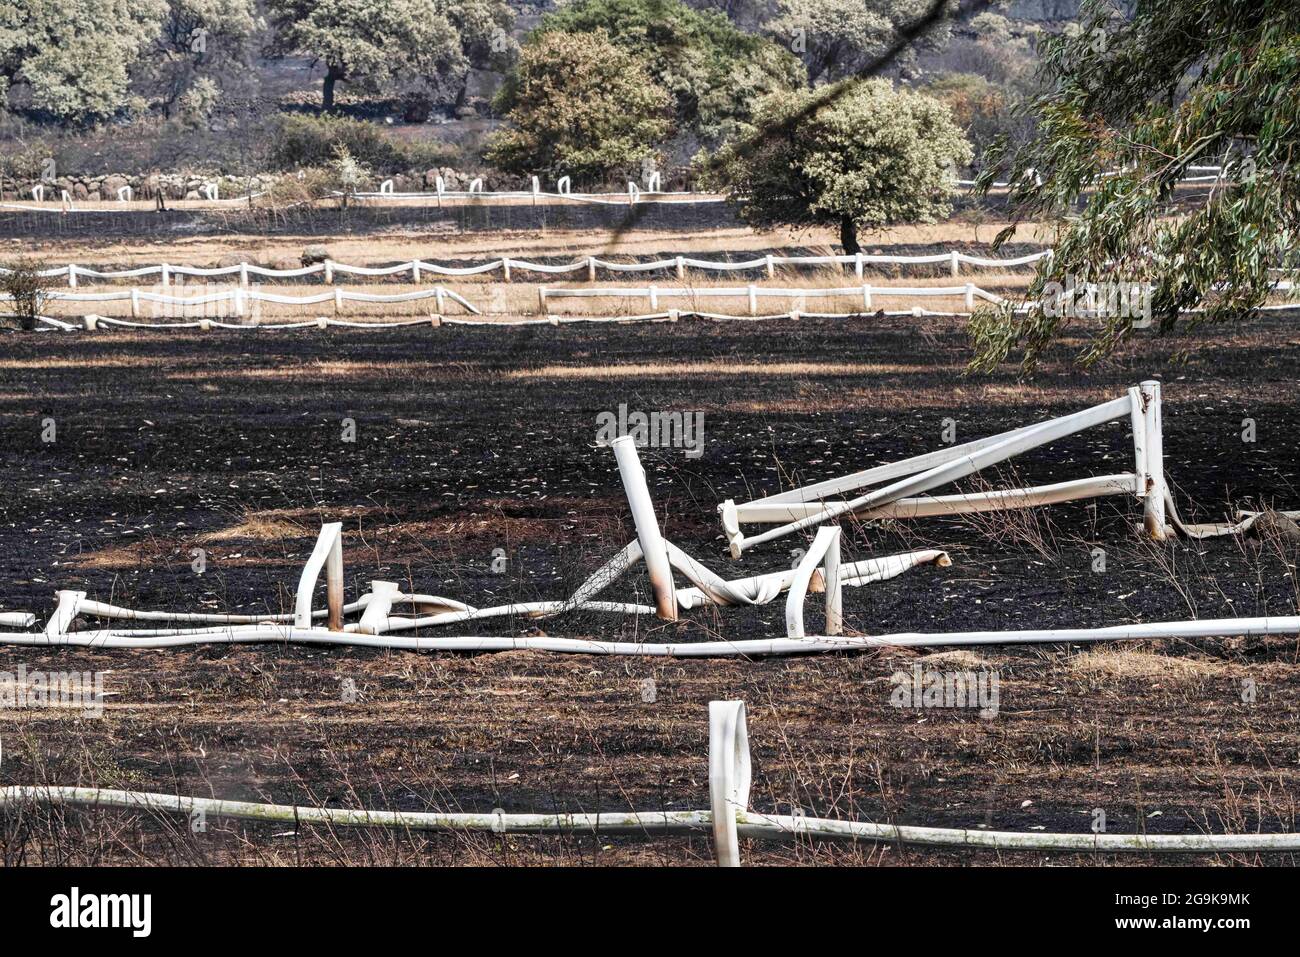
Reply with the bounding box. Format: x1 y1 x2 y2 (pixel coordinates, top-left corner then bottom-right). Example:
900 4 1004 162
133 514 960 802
611 437 677 621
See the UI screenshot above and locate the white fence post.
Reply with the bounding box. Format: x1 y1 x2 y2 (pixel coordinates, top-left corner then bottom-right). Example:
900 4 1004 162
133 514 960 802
785 526 842 638
294 523 345 631
676 256 685 280
950 251 961 277
747 284 757 316
964 283 975 310
537 286 547 314
1139 380 1169 540
708 700 751 867
611 436 678 621
67 265 77 288
862 284 872 310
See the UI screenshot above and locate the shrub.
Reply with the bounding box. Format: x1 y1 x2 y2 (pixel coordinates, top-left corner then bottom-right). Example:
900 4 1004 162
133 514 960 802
1 260 56 331
268 114 408 173
486 31 670 185
267 113 465 176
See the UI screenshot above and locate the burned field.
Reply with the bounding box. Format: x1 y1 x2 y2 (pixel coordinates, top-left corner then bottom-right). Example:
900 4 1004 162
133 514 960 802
2 311 1299 865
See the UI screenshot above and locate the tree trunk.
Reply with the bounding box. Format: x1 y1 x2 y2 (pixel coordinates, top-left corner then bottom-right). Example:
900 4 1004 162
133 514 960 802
323 68 339 112
839 215 860 256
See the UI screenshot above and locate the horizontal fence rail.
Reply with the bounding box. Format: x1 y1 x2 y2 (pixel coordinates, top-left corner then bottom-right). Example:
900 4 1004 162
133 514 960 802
538 283 1005 314
719 381 1300 556
4 699 1297 865
3 285 479 319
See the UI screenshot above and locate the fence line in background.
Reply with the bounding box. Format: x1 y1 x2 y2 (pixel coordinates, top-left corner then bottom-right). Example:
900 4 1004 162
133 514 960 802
538 282 1006 314
0 249 1052 286
3 285 479 318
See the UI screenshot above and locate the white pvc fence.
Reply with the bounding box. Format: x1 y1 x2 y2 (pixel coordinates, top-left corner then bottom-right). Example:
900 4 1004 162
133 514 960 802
2 285 478 319
539 282 1006 314
4 698 1298 864
0 189 267 214
0 249 1051 286
2 431 1296 655
719 381 1300 556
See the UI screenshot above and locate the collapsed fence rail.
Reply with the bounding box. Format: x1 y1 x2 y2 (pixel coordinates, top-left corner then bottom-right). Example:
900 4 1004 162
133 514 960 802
5 700 1298 865
719 380 1300 556
0 437 951 651
2 429 1297 656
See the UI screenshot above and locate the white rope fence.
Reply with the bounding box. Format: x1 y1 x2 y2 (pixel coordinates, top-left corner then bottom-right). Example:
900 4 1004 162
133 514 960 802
4 699 1297 864
0 249 1051 286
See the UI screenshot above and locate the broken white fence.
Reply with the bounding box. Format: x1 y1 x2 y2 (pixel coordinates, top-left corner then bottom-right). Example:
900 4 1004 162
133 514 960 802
538 283 1006 315
0 437 950 652
3 431 1297 656
719 381 1300 557
5 698 1298 864
0 249 1050 287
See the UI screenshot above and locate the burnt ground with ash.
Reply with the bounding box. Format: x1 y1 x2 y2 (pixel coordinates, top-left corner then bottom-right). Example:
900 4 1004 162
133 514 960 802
1 312 1299 865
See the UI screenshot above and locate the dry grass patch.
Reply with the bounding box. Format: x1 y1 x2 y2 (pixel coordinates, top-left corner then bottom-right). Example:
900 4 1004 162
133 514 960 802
197 513 305 543
1069 647 1229 680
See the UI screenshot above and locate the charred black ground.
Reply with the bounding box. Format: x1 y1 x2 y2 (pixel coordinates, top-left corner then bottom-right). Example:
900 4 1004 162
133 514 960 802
1 311 1298 865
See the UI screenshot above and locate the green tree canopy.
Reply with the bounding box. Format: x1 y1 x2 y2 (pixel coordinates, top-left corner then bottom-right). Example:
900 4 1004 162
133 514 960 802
134 0 261 118
485 30 670 185
0 0 166 122
266 0 514 112
701 78 971 253
534 0 804 149
766 0 948 85
970 0 1300 373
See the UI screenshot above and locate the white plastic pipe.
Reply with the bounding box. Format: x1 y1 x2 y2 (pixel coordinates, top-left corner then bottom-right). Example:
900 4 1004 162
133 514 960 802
785 526 842 638
1140 380 1170 540
732 396 1133 554
294 523 344 630
611 437 677 621
709 700 751 867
